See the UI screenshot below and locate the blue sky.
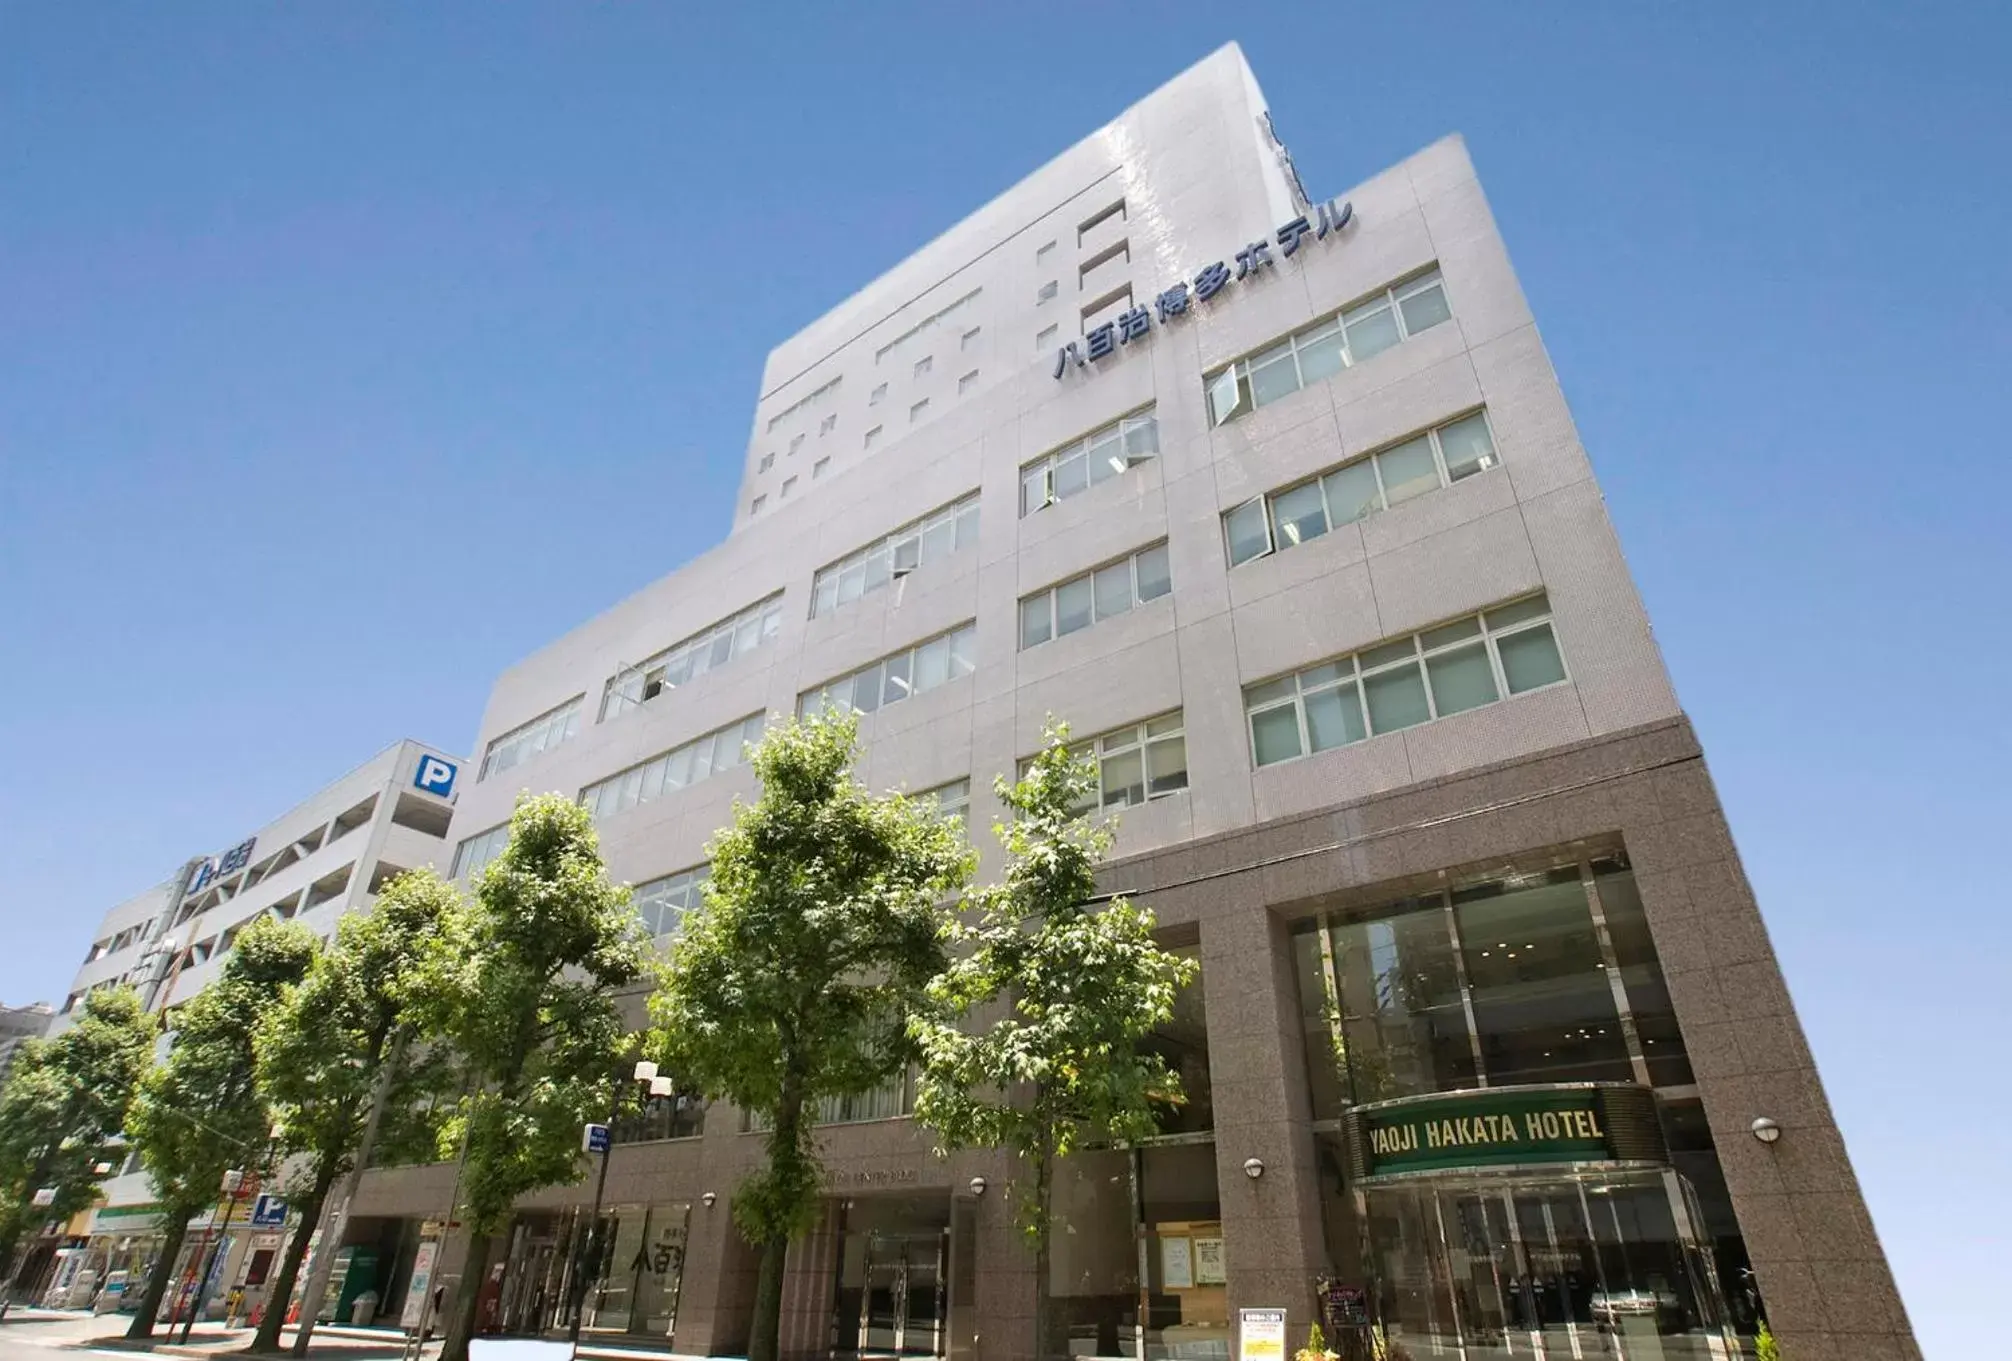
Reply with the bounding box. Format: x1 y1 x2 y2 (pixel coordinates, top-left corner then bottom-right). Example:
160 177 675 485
3 4 2005 1350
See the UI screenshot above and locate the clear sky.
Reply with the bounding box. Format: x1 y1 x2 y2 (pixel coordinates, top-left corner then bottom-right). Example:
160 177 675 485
3 3 2005 1351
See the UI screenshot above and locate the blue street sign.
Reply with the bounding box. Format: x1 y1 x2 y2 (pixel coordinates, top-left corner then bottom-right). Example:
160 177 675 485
582 1123 610 1155
250 1193 286 1228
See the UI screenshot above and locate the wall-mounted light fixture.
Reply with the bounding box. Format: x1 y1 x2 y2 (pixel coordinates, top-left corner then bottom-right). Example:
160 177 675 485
1242 1157 1265 1180
701 1191 717 1208
1750 1117 1782 1145
968 1176 988 1197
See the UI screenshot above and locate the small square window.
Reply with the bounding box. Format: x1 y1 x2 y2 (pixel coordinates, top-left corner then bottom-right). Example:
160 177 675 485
870 383 887 406
1036 324 1058 352
750 495 766 516
758 452 774 472
1036 240 1056 264
914 355 933 378
958 370 979 395
820 413 837 436
864 425 882 449
789 433 804 454
813 457 830 479
1037 280 1058 304
781 476 797 499
910 399 929 423
961 326 981 351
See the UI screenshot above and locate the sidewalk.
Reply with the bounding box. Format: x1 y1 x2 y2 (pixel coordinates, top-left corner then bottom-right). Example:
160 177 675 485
0 1312 729 1361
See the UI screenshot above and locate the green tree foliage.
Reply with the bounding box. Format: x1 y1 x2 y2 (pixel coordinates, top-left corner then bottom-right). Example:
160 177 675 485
124 915 318 1338
911 726 1197 1361
651 714 970 1361
0 987 155 1297
429 794 646 1361
249 870 467 1352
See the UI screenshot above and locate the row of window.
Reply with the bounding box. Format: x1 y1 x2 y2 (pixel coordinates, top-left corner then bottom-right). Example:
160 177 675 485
579 712 768 825
1226 410 1498 568
798 623 977 719
1019 409 1159 516
1207 268 1452 427
1034 711 1190 814
602 594 784 722
1245 594 1568 768
1019 542 1171 650
480 696 583 781
634 864 710 940
809 492 981 618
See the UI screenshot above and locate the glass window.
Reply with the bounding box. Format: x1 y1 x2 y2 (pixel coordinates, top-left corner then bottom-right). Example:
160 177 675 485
1224 499 1271 566
1020 596 1052 649
1028 713 1186 812
1343 299 1401 362
1397 272 1452 335
579 713 765 821
1093 561 1131 621
1270 479 1329 547
811 493 979 616
798 624 977 719
1247 345 1301 408
1364 662 1432 733
1056 576 1094 636
1437 412 1496 479
1321 459 1381 526
1303 682 1366 751
1425 642 1499 716
1134 543 1171 600
1376 435 1440 506
1498 624 1567 693
1020 543 1173 650
1250 703 1303 766
481 696 586 779
1019 408 1158 515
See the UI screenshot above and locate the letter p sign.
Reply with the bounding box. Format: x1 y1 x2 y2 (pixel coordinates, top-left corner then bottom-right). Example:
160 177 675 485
415 756 459 798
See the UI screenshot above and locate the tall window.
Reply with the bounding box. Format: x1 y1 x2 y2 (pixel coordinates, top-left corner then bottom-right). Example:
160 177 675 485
579 713 766 823
1225 411 1498 567
917 778 971 834
633 865 709 939
451 823 510 881
1020 408 1159 515
810 493 980 616
798 624 977 718
1245 594 1567 768
479 697 583 781
1028 712 1187 813
601 594 783 721
1206 268 1452 427
1020 543 1171 650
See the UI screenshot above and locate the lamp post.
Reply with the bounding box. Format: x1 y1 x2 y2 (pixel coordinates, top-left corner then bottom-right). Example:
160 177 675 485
565 1060 669 1344
180 1168 246 1344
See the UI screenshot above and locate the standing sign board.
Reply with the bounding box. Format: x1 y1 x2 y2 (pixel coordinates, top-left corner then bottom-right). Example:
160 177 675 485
401 1241 440 1330
1240 1309 1287 1361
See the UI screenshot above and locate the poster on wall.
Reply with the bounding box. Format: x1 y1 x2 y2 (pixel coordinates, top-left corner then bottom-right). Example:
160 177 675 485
1160 1235 1194 1289
1240 1308 1287 1361
1194 1237 1226 1285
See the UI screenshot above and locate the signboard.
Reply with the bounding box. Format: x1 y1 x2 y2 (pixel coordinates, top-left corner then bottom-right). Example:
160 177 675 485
581 1123 610 1155
250 1194 287 1228
1320 1279 1369 1330
1193 1237 1226 1286
1239 1308 1287 1361
1348 1084 1666 1180
414 755 459 798
191 838 257 892
31 1188 55 1207
400 1241 440 1330
1053 199 1354 381
1160 1236 1193 1289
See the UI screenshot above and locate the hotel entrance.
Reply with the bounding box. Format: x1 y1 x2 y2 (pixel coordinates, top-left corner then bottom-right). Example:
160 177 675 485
830 1194 956 1360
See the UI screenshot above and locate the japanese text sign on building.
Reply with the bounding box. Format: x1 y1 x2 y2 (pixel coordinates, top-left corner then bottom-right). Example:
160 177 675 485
1053 198 1354 381
190 837 257 892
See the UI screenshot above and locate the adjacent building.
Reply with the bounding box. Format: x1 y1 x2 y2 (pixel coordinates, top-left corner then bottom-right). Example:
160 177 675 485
0 1002 54 1091
41 739 463 1317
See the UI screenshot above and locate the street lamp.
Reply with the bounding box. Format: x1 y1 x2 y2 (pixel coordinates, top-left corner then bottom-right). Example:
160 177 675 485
567 1058 670 1343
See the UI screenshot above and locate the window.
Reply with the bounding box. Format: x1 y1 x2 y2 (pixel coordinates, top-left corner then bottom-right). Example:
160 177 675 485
1035 324 1058 353
811 493 979 616
1245 594 1568 768
780 476 797 500
789 433 805 455
1037 280 1058 304
918 778 971 834
909 399 929 423
1078 199 1126 243
873 288 983 366
959 370 979 395
913 355 933 378
1078 239 1130 286
451 823 511 881
1036 240 1056 265
1019 543 1170 650
813 457 830 479
757 452 774 472
1028 712 1188 813
764 375 842 433
751 494 766 516
870 382 887 406
1224 410 1499 566
864 425 882 450
820 413 837 436
602 594 783 721
799 623 977 718
1020 407 1159 515
634 865 709 939
580 712 767 822
961 326 982 351
1206 268 1453 426
479 696 584 780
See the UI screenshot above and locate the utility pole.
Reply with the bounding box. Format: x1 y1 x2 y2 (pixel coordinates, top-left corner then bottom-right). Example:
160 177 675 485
291 1032 408 1354
181 1169 247 1344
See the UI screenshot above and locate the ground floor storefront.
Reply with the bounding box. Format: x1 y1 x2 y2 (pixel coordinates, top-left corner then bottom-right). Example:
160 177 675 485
338 721 1910 1361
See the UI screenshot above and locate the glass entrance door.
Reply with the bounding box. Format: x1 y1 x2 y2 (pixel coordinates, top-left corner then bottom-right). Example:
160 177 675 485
853 1232 945 1358
1362 1172 1733 1360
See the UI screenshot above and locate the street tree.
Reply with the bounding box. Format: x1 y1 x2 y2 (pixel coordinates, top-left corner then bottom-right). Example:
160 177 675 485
250 870 467 1353
650 713 970 1361
0 986 155 1305
911 727 1197 1361
124 914 318 1338
429 794 646 1361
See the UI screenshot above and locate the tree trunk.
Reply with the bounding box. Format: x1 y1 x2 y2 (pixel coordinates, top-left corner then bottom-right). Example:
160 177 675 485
252 1163 336 1353
1032 1137 1055 1361
747 1234 789 1361
440 1228 495 1361
128 1213 191 1338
